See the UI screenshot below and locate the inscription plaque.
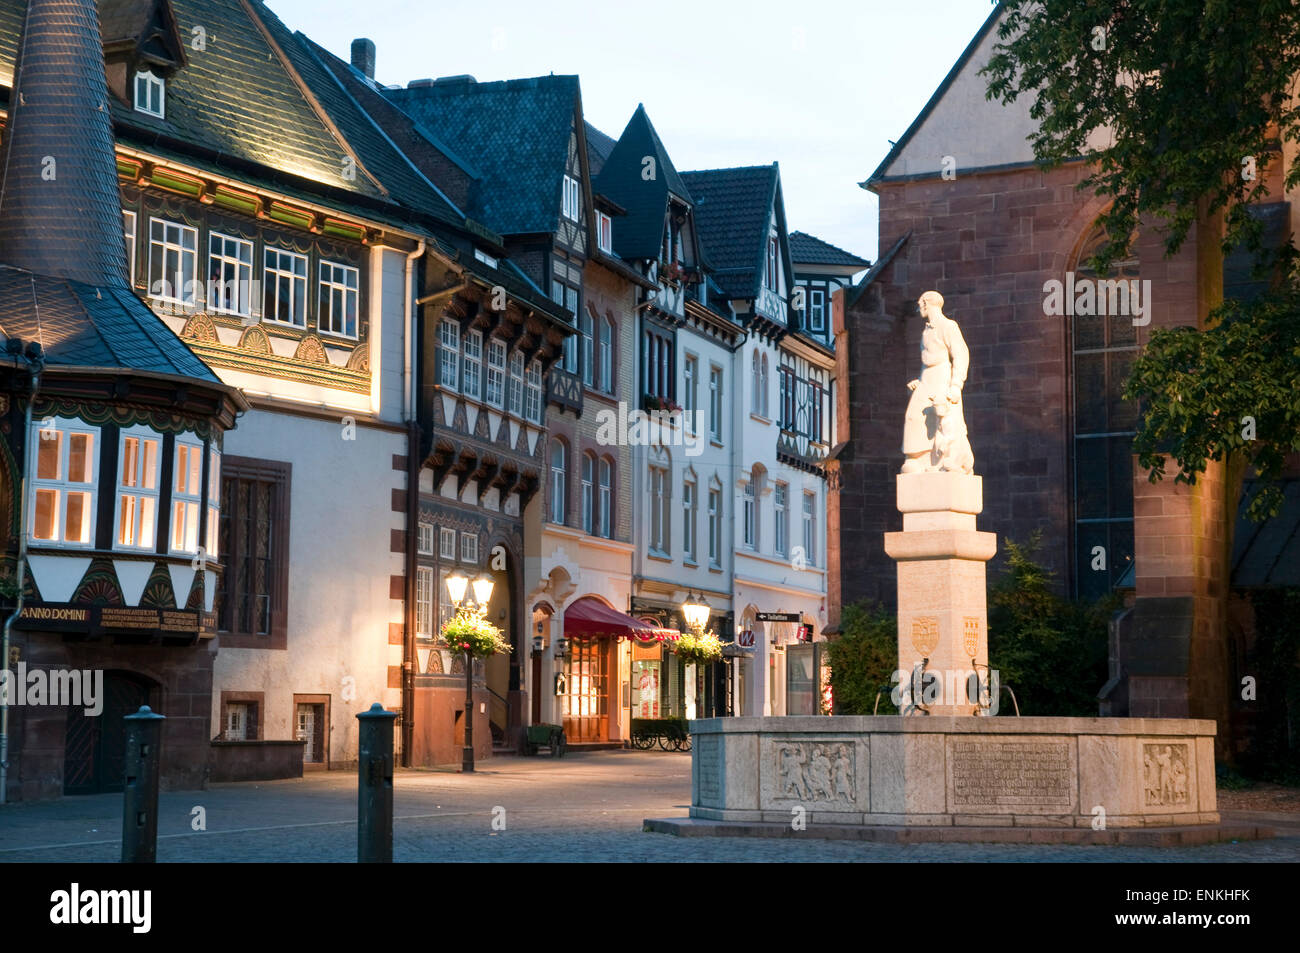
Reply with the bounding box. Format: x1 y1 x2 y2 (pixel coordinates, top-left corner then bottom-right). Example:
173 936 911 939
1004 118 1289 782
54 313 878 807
950 740 1072 808
697 735 721 803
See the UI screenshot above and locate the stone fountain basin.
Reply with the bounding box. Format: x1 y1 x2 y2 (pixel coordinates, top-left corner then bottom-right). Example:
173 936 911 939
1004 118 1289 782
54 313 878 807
689 716 1217 829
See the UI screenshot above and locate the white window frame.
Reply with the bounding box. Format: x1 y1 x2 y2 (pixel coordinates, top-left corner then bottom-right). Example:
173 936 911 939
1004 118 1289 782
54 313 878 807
581 452 595 535
439 527 457 560
809 287 826 333
474 248 499 268
318 259 360 338
113 425 162 552
649 465 670 556
147 217 198 307
263 247 308 327
206 448 221 559
550 440 567 524
134 69 165 118
170 438 205 555
707 486 722 567
29 417 99 548
525 360 544 424
460 532 479 565
416 565 435 638
580 309 594 387
774 482 788 557
682 478 697 562
709 365 723 442
207 231 254 317
599 317 614 392
598 458 612 539
439 319 460 391
683 355 698 435
508 352 524 417
417 523 435 556
225 702 248 741
743 480 757 550
123 211 137 283
463 329 483 400
597 211 613 253
486 339 506 408
803 491 817 567
562 174 581 222
760 354 770 418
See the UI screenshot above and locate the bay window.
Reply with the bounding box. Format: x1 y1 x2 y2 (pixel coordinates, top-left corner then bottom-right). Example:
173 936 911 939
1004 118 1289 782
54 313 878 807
115 427 161 550
30 418 97 546
171 438 204 554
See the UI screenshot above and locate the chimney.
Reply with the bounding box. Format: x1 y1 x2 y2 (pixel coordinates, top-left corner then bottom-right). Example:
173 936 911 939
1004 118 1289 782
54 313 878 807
0 0 130 288
351 38 376 80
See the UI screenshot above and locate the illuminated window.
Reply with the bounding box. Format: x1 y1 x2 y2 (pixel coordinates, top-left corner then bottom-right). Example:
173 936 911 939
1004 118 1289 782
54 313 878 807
597 212 613 253
171 439 205 554
30 418 97 546
206 449 221 559
115 427 161 551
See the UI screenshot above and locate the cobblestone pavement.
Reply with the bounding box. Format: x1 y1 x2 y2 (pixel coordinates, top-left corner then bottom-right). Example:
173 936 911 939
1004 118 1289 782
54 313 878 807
1 750 1296 862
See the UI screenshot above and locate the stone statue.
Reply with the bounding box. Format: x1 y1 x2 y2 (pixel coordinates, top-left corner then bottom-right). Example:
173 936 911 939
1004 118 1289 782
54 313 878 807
902 291 973 474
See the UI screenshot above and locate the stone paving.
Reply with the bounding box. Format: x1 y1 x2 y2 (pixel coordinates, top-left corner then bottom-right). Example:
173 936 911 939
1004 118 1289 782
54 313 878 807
0 750 1297 862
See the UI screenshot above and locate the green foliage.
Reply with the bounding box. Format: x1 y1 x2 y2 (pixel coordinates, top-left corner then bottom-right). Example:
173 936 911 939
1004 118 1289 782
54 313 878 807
982 1 1300 514
825 603 898 715
988 535 1116 716
982 0 1300 273
1125 285 1300 520
439 605 511 659
671 629 724 665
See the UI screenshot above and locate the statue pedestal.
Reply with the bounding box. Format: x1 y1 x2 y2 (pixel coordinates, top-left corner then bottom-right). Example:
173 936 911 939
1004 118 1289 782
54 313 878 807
884 471 997 715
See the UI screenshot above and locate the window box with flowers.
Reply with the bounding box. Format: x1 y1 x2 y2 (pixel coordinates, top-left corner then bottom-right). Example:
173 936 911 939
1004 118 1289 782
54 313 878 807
642 393 683 415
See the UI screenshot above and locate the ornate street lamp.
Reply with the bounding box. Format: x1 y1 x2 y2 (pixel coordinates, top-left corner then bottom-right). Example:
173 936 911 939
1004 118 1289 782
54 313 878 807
681 592 710 632
445 571 494 773
445 571 468 607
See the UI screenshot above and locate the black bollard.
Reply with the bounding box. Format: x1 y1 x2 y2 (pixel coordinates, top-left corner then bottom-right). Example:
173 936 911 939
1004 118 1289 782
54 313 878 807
356 702 398 863
121 706 165 863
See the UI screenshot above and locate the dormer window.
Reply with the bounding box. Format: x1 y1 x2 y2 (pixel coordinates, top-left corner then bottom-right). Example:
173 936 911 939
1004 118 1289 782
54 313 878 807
134 70 165 118
597 212 613 254
562 175 580 222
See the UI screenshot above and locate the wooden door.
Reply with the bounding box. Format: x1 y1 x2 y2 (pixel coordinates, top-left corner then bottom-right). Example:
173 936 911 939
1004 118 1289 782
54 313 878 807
562 638 608 742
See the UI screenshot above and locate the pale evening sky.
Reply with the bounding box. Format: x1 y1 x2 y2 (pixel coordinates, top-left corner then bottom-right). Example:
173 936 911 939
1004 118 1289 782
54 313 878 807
265 0 997 264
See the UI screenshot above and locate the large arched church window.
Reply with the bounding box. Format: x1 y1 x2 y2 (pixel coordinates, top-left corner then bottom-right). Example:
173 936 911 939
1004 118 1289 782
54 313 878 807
1071 226 1140 599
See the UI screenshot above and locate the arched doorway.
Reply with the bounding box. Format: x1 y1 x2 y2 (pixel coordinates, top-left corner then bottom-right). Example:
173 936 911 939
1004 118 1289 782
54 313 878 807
63 670 155 795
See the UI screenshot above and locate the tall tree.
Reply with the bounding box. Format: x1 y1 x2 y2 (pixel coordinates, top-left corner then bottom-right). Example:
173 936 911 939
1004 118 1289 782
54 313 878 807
982 0 1300 517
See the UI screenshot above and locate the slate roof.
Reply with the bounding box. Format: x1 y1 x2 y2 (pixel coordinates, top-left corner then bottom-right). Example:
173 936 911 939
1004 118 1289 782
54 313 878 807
789 230 869 268
0 0 391 203
680 164 780 301
585 120 615 176
0 0 131 288
593 104 692 261
383 74 581 237
0 0 216 382
0 266 218 379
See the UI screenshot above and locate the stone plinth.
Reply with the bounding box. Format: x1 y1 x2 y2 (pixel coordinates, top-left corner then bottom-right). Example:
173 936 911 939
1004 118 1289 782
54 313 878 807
686 716 1219 829
884 472 997 714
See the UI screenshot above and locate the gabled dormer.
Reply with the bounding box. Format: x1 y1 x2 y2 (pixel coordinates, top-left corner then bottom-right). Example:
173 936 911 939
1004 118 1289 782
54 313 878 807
100 0 188 119
680 163 792 338
593 104 702 319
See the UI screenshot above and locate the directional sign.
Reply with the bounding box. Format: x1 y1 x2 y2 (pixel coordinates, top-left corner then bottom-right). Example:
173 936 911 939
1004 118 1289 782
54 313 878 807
756 612 801 623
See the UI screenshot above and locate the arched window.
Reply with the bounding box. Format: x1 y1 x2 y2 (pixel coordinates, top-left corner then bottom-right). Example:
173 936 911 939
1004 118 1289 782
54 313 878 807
600 316 615 392
1071 226 1139 598
598 457 613 539
580 308 595 387
550 439 567 525
751 350 761 414
581 451 595 534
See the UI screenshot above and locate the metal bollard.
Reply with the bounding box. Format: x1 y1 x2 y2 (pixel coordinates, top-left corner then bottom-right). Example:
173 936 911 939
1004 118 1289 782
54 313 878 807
356 702 398 863
121 706 165 863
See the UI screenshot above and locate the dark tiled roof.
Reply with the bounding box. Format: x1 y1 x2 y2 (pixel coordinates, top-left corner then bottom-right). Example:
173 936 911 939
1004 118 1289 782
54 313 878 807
248 12 465 229
0 0 131 288
790 230 869 268
585 120 615 176
1232 479 1300 587
384 75 580 237
593 104 691 261
0 265 219 380
0 0 388 201
680 165 779 301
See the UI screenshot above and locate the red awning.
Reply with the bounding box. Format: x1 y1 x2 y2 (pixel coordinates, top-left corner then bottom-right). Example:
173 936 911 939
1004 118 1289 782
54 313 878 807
564 597 679 641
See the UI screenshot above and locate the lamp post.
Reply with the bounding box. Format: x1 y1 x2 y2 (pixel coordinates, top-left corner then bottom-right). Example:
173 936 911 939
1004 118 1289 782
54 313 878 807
681 592 710 718
446 571 493 772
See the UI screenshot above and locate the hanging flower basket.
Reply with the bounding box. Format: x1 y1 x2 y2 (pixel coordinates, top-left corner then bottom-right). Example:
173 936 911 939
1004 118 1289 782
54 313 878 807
440 605 512 659
671 628 724 665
